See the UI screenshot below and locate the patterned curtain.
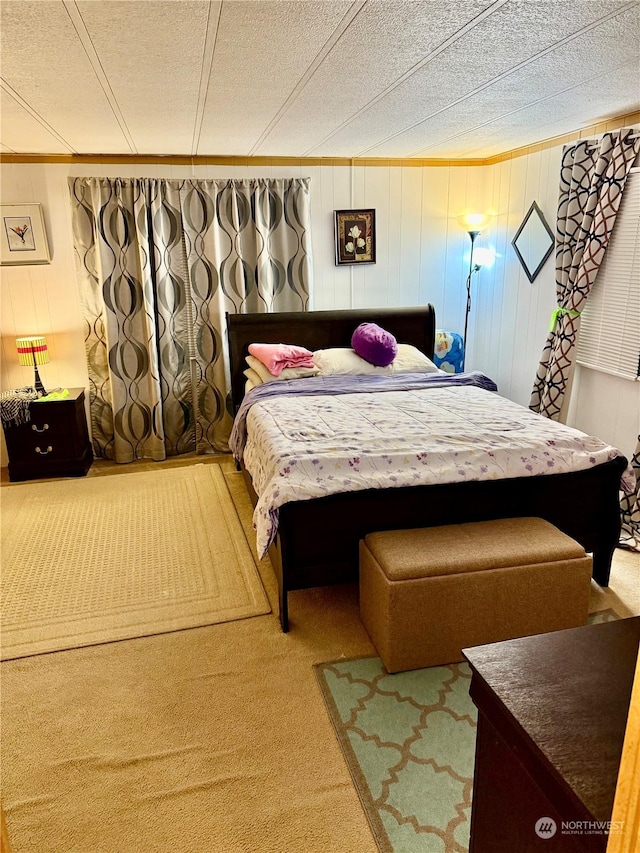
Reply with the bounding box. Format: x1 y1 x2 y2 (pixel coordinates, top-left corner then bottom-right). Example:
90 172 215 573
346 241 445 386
529 129 640 420
620 437 640 552
69 177 311 462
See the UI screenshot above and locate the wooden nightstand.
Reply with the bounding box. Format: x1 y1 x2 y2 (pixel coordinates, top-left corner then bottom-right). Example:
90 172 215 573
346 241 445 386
2 388 93 482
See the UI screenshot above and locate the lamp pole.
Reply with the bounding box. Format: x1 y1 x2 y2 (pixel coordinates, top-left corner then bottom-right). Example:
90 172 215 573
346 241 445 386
462 229 480 371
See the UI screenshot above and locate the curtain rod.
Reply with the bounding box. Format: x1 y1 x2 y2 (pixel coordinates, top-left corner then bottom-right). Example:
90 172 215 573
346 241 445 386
581 132 639 144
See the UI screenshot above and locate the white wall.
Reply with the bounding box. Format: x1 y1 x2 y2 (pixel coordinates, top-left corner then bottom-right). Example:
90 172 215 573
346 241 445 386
2 151 636 466
568 368 639 461
0 159 494 468
0 158 494 388
476 147 561 406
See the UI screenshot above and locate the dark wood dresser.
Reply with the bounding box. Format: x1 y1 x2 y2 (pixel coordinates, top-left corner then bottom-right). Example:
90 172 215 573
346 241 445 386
463 617 640 853
3 387 93 482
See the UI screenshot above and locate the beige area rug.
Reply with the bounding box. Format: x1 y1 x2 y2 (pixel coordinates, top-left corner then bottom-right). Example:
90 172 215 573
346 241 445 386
1 464 269 660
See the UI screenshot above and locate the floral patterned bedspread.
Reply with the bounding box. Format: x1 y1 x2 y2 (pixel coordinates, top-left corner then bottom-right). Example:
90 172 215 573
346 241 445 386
233 376 634 557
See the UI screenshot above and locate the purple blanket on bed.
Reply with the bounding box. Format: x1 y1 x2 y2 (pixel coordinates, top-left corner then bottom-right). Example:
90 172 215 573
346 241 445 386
229 371 498 463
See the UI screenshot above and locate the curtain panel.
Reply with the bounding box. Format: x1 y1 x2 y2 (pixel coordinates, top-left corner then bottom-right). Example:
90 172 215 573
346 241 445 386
529 129 640 421
620 437 640 552
69 177 311 462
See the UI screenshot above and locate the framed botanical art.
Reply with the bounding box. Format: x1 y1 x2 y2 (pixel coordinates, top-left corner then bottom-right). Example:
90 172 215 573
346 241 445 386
334 209 376 265
1 204 51 265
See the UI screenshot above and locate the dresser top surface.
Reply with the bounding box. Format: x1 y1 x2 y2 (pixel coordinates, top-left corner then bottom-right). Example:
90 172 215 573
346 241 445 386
464 617 640 822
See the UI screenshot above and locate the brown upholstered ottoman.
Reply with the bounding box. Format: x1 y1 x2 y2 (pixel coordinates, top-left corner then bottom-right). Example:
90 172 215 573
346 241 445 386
359 517 592 673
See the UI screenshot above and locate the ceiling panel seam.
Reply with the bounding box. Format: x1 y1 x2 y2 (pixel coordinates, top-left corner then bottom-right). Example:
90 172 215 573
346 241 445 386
408 60 639 158
0 79 76 153
192 1 222 157
62 0 137 154
247 0 368 156
303 0 510 156
354 0 640 157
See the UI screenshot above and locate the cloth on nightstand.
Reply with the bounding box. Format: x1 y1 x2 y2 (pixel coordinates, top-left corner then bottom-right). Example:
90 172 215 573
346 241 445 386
0 387 39 427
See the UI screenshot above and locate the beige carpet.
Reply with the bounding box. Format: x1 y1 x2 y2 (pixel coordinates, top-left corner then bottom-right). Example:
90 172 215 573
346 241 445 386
1 464 269 660
1 462 638 853
1 467 378 853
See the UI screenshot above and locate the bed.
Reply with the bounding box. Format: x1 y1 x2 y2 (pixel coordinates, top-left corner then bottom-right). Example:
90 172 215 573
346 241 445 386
227 306 629 632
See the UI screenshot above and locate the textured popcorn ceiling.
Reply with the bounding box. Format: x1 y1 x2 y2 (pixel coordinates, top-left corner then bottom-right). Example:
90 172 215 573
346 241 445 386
1 0 638 158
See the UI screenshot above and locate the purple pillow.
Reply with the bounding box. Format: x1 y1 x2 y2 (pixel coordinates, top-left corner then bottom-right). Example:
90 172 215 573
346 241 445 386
351 323 398 367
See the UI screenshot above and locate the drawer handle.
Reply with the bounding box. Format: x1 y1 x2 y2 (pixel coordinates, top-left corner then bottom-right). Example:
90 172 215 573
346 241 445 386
31 423 50 433
35 446 53 455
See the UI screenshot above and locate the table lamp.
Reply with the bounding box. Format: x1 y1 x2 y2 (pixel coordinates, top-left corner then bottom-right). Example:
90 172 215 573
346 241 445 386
16 335 48 396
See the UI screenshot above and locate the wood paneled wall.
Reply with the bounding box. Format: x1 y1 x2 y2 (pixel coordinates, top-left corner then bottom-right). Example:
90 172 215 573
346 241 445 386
1 151 637 465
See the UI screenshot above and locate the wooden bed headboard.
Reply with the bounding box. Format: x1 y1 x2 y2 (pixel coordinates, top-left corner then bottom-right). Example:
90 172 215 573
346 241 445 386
226 304 436 412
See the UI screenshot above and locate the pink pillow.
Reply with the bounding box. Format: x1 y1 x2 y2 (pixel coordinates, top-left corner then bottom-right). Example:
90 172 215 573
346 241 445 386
248 342 315 376
351 323 398 367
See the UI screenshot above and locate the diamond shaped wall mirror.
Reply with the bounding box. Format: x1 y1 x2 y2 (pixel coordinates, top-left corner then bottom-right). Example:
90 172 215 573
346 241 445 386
511 201 555 283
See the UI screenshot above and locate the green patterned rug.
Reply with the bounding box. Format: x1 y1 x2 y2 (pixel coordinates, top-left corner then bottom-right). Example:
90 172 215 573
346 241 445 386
314 610 619 853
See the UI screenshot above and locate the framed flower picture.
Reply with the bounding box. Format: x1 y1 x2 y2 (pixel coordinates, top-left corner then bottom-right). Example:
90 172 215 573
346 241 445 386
1 204 51 266
334 209 376 265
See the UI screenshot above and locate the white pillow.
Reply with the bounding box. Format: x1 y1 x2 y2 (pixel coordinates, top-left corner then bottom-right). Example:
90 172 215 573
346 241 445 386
245 354 320 383
392 344 440 374
313 344 439 376
243 367 263 390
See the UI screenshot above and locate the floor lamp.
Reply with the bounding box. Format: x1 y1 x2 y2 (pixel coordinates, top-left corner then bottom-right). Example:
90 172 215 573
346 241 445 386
457 214 492 370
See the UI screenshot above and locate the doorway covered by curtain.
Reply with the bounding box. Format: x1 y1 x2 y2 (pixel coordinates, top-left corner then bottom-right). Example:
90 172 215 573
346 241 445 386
69 177 311 462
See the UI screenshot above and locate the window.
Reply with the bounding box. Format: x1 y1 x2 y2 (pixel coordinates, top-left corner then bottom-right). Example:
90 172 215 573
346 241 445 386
577 169 640 380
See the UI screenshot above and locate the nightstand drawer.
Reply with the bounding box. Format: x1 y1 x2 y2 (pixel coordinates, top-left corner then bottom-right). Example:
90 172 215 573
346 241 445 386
10 433 76 462
4 419 76 458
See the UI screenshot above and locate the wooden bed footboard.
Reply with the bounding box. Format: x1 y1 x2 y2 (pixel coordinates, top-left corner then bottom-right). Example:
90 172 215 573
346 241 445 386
243 458 626 632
